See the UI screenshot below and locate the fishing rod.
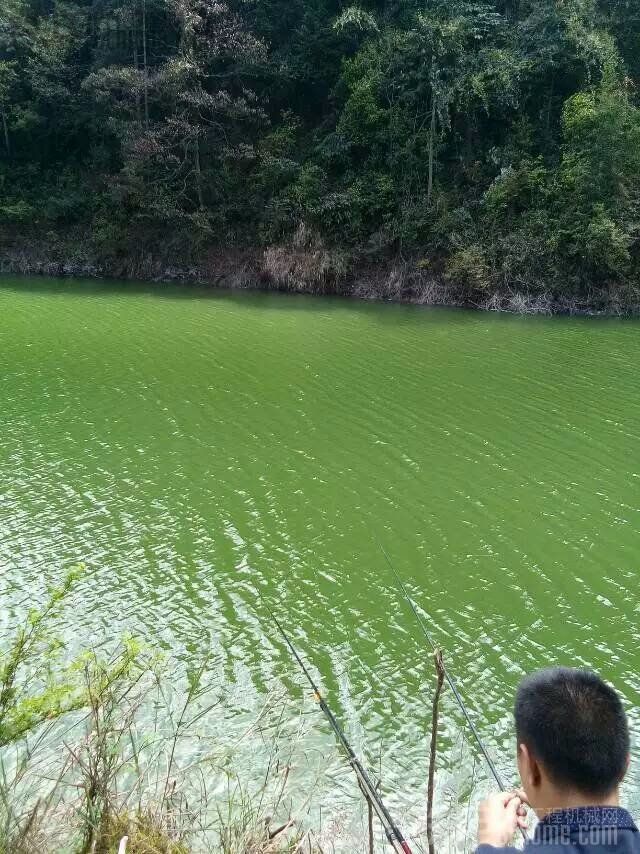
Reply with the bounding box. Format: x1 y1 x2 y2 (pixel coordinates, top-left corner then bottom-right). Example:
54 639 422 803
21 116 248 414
264 603 413 854
379 544 528 842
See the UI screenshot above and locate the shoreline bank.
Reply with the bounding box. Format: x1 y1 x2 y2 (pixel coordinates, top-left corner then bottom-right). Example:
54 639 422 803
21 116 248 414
1 242 637 317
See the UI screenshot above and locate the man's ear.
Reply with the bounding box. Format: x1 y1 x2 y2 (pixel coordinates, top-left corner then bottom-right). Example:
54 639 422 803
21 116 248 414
518 742 541 789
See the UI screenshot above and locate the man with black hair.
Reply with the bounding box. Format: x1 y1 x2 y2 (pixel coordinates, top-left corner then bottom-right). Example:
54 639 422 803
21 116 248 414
475 667 638 852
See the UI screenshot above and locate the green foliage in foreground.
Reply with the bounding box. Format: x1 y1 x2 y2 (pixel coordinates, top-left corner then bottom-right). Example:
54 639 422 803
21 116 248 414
0 574 323 853
1 0 640 298
0 568 144 748
0 567 86 746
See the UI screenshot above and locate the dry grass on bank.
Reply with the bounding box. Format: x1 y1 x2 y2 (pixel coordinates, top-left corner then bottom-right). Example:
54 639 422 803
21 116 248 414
262 224 349 295
2 224 640 316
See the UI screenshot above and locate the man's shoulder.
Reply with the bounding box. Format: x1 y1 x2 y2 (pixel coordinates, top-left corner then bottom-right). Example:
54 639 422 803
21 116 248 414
475 826 640 854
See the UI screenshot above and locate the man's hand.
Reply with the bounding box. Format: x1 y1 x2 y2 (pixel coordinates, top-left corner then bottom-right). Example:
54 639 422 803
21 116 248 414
477 790 528 848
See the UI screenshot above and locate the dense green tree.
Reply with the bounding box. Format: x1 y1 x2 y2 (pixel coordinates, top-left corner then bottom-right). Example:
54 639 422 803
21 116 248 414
2 0 640 302
83 0 267 245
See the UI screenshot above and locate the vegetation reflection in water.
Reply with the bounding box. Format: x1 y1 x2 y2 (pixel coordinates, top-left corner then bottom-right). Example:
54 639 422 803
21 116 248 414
1 277 640 848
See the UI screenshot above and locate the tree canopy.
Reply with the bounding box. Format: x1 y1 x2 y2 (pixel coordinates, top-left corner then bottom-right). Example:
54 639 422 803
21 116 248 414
2 0 640 299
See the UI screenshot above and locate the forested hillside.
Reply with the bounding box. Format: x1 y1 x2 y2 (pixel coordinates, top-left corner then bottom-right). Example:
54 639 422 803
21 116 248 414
2 0 640 307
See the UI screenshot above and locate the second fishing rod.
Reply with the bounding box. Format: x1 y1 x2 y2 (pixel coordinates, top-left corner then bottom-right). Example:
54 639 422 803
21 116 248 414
379 543 528 842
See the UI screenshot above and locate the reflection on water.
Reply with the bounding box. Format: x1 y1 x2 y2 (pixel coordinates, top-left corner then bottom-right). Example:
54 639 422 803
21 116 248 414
1 277 640 847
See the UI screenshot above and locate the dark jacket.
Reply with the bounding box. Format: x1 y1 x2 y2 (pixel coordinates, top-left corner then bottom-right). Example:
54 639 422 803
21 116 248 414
476 807 639 853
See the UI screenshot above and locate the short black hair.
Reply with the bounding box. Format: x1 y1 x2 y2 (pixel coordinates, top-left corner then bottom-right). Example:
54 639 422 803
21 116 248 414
515 667 629 796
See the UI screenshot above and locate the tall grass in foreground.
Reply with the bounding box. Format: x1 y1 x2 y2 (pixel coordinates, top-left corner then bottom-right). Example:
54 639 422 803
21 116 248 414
1 571 494 854
0 571 338 853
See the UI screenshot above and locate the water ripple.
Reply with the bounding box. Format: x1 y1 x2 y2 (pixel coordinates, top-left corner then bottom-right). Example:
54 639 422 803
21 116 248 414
2 279 640 842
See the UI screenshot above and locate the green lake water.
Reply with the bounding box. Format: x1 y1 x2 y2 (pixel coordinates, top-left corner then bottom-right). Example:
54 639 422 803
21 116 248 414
1 277 640 847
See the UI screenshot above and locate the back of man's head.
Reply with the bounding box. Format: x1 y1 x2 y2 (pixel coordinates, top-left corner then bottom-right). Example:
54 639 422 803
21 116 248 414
515 667 629 797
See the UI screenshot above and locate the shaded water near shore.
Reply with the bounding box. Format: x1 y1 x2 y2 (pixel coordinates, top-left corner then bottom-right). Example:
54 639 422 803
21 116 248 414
2 276 640 845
